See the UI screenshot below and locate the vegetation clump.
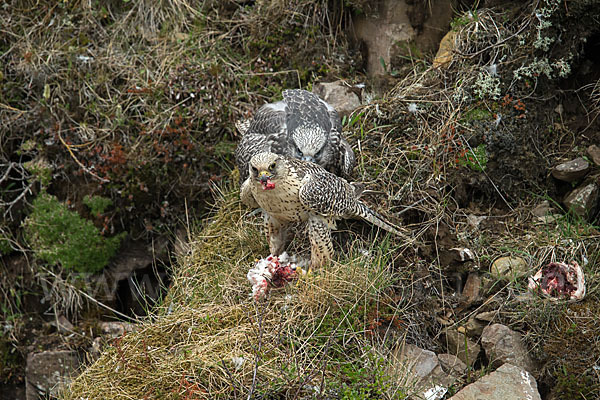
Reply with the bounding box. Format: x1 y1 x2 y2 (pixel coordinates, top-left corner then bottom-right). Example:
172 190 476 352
23 192 125 273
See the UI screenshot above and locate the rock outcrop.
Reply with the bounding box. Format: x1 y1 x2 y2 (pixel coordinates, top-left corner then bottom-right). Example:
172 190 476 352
448 363 541 400
26 350 79 400
551 157 590 182
481 323 537 373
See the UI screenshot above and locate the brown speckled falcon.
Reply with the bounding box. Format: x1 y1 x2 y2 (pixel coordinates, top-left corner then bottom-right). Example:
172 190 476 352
241 152 403 269
234 89 355 184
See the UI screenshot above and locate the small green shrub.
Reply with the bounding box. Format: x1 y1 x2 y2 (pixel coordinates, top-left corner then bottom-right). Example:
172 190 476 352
0 234 12 256
23 192 125 273
83 195 113 216
457 144 488 172
23 158 52 187
463 107 492 122
337 351 400 400
451 10 478 31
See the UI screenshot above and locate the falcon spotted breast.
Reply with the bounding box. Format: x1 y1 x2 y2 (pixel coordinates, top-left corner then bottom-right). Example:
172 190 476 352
241 152 403 269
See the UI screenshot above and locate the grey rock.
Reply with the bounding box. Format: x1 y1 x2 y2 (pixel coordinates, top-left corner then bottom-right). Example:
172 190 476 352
481 323 537 373
352 1 415 76
448 363 541 400
464 315 486 337
531 200 560 223
399 344 441 382
460 272 481 307
563 182 599 220
89 337 103 360
531 200 554 217
26 350 79 400
91 239 167 303
587 144 600 166
100 321 137 338
490 256 529 279
312 81 361 118
437 353 467 376
475 311 497 322
352 0 452 76
551 157 590 182
389 344 455 400
49 315 74 334
442 328 481 367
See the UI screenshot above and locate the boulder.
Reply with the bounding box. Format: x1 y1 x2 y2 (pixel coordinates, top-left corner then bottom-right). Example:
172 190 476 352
475 311 497 322
352 0 453 76
441 328 481 367
437 353 467 377
460 272 481 307
551 157 590 182
563 182 599 220
531 200 560 223
586 144 600 165
433 30 457 68
448 363 541 400
26 350 79 400
100 321 137 338
398 344 441 382
49 315 74 334
490 256 529 279
481 323 537 373
312 81 361 118
389 344 460 400
464 315 486 337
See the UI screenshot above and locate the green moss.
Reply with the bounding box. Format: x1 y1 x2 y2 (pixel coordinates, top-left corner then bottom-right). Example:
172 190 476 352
0 234 13 256
554 365 599 399
335 350 403 399
83 195 113 215
0 334 21 384
23 192 125 273
463 107 492 122
451 11 478 31
457 144 488 172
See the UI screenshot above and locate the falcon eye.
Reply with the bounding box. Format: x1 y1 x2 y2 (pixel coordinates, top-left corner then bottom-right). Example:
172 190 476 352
269 162 276 171
251 166 258 174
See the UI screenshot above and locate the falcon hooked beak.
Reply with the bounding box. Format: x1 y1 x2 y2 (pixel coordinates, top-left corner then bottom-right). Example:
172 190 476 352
258 170 275 190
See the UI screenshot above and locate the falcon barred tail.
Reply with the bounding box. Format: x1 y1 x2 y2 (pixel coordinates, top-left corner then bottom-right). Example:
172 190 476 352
352 202 405 238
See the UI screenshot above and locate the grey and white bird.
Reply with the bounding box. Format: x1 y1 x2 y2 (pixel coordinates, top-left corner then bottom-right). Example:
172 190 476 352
241 152 404 269
234 89 355 184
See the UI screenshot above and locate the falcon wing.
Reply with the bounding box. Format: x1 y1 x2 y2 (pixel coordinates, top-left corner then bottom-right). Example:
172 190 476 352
298 171 355 218
283 89 331 135
339 137 356 178
248 101 287 137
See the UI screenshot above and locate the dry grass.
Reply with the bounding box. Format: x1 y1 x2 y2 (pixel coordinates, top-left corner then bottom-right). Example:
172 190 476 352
65 184 417 399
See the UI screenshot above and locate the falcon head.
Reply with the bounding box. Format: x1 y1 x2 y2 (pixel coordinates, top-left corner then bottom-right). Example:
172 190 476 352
291 125 330 165
249 152 286 190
